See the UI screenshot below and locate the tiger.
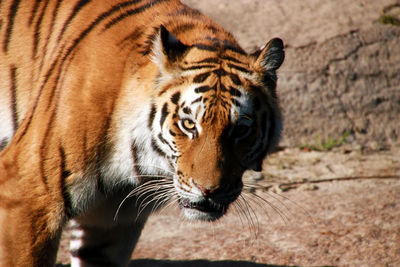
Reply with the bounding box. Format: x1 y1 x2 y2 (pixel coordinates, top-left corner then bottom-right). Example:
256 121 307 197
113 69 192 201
0 0 284 266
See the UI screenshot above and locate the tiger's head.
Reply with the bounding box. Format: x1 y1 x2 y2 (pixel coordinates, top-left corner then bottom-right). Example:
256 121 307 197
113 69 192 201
111 26 284 222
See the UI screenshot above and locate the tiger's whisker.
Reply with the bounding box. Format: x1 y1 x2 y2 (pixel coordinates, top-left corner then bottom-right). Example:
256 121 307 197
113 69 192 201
150 190 178 213
232 202 246 231
242 192 272 222
135 187 175 219
245 191 290 224
266 190 316 225
234 197 254 237
239 195 260 238
131 164 176 176
114 182 173 221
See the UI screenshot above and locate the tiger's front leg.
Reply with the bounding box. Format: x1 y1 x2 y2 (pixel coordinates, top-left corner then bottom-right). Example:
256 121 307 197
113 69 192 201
68 192 149 267
69 219 146 267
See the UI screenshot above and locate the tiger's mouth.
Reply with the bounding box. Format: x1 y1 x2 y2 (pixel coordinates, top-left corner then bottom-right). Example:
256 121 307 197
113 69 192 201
178 198 229 221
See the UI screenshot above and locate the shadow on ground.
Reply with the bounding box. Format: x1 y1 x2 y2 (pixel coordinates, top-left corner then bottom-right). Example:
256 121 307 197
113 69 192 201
56 259 306 267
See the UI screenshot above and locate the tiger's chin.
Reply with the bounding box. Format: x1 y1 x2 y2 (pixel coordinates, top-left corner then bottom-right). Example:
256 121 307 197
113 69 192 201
178 198 229 221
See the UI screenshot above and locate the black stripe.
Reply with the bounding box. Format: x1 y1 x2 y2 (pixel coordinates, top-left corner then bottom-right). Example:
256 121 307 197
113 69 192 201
222 39 246 55
193 72 211 83
195 85 212 93
227 63 252 74
221 55 245 65
3 0 21 53
231 98 242 108
160 103 169 127
28 0 42 26
157 133 168 145
9 66 18 132
0 139 9 151
50 0 62 40
158 133 177 153
229 73 241 85
139 26 158 56
206 36 221 46
151 138 166 157
131 143 141 175
191 97 202 104
38 0 61 70
170 6 201 17
171 92 181 105
60 146 73 218
32 0 50 58
206 25 218 34
213 68 227 77
220 83 228 92
39 117 56 192
182 107 191 115
45 53 64 111
148 104 156 128
103 0 169 30
169 23 195 35
57 0 91 42
181 64 215 71
229 86 242 98
193 44 218 52
194 58 219 64
172 107 178 119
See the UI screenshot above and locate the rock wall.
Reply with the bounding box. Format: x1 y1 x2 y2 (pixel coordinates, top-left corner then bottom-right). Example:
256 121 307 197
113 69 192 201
279 25 400 149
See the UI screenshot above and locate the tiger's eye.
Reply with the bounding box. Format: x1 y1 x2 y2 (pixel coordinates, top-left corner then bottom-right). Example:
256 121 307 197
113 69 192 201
183 119 195 130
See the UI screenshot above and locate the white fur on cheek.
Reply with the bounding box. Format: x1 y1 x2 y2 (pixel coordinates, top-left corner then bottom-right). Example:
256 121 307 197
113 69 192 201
180 84 205 125
100 77 154 189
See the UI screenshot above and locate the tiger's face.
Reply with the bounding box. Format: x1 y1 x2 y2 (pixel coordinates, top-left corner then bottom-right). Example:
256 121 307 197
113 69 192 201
136 27 284 221
110 26 284 222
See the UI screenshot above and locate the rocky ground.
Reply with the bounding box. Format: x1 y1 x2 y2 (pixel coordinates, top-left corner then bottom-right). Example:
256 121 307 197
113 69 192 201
56 0 400 266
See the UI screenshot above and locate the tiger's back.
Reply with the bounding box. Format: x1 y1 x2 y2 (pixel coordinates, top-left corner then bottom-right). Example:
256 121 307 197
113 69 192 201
0 0 284 266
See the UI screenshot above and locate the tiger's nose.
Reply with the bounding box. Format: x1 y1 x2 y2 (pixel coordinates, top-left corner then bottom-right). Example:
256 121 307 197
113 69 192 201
193 181 219 197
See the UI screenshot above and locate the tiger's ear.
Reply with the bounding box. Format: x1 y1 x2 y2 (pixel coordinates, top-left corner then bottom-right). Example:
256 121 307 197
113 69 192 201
253 38 284 75
152 25 189 70
160 25 188 61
